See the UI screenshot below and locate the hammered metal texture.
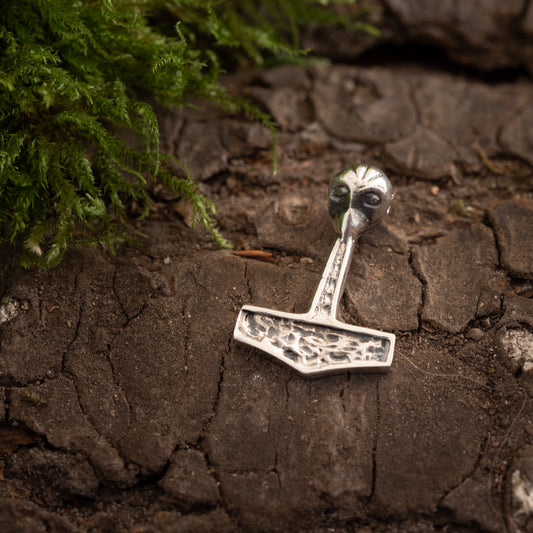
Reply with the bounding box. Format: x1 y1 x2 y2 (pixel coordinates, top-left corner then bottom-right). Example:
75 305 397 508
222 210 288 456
239 310 391 368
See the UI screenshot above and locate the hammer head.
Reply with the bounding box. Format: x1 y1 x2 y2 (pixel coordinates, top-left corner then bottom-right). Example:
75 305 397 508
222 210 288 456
329 164 393 241
234 306 395 376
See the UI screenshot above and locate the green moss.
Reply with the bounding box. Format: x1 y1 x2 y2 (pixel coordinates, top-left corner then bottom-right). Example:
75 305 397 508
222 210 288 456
0 0 371 267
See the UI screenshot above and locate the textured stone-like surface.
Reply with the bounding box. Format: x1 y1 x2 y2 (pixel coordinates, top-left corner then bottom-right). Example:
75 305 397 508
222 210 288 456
135 508 236 533
110 253 246 474
306 0 533 74
373 345 491 516
9 377 137 488
346 227 422 332
249 65 313 132
501 294 533 329
0 498 75 533
254 193 334 259
176 121 228 180
8 448 99 501
0 255 82 383
500 103 533 166
0 389 4 422
441 476 505 532
1 58 533 532
207 346 377 529
313 66 417 144
498 329 533 373
176 119 271 181
508 446 533 533
156 66 533 184
410 76 527 169
384 125 457 180
414 225 500 333
397 70 531 178
386 0 524 66
489 201 533 279
159 448 220 505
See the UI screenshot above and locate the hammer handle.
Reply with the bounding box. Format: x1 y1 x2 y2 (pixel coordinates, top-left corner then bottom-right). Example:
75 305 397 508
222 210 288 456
308 235 356 321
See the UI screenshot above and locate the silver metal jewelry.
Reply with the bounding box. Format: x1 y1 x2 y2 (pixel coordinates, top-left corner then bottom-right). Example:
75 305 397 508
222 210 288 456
234 164 396 376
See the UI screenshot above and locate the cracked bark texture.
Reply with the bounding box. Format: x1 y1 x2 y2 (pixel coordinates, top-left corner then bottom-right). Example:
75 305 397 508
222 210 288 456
1 17 533 533
306 0 533 75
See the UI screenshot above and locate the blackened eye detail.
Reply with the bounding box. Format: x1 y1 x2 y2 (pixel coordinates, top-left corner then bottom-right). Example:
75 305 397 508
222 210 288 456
330 185 349 199
363 192 382 207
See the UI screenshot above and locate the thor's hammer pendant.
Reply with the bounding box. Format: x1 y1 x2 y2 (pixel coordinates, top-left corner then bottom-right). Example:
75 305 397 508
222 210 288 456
234 164 396 376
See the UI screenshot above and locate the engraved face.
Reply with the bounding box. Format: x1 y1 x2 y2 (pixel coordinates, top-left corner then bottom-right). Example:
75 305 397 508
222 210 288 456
329 164 393 238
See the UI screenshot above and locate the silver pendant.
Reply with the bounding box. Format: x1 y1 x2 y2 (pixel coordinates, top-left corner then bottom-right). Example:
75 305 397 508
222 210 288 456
234 164 396 376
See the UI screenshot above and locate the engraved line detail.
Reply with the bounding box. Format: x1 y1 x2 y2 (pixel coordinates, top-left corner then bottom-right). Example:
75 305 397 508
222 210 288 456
239 310 390 369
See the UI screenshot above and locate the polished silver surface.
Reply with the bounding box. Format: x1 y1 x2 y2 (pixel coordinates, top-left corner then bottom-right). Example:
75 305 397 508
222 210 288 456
234 164 396 376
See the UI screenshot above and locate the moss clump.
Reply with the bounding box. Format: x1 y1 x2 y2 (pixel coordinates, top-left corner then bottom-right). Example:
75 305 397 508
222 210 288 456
0 0 370 267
